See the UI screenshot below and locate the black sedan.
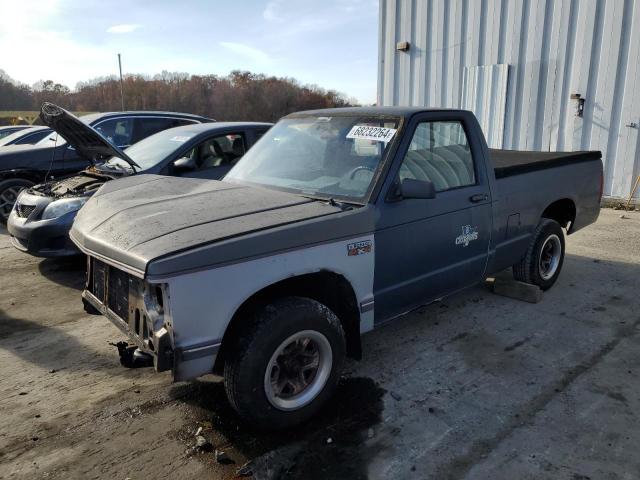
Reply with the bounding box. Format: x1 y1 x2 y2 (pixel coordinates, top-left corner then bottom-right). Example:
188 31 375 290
0 126 52 147
0 109 213 222
7 103 271 257
0 125 33 140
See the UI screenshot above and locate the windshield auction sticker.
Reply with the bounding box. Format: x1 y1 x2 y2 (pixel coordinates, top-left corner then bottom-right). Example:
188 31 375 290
346 125 397 142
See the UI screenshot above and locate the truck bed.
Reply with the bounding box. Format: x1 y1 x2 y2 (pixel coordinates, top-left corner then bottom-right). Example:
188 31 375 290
490 149 601 179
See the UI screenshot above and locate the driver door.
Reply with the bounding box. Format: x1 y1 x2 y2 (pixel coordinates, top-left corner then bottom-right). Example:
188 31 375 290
373 116 492 323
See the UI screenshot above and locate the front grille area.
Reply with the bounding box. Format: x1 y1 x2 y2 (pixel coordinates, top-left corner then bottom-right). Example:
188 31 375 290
86 257 173 372
92 259 107 302
88 258 139 322
15 203 36 218
107 266 130 320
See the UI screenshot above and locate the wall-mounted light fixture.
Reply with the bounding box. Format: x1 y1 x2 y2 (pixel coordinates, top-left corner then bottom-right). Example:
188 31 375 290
396 41 410 52
571 93 585 117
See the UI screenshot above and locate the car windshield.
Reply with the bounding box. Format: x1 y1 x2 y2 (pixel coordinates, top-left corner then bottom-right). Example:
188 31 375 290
225 115 400 202
104 127 198 171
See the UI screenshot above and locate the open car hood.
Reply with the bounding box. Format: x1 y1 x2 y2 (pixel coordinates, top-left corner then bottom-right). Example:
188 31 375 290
39 102 139 168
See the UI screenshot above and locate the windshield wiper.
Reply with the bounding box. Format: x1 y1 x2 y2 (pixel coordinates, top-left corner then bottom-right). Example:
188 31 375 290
327 197 359 210
114 158 137 173
298 194 358 210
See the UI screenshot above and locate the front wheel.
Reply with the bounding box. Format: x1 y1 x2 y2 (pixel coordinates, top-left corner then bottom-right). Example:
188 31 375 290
513 218 565 290
223 296 346 429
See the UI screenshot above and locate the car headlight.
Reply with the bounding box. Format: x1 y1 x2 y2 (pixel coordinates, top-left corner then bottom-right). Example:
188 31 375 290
11 190 27 213
41 197 89 220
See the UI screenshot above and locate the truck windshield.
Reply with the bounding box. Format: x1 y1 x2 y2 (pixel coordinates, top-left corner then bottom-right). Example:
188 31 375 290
226 115 400 202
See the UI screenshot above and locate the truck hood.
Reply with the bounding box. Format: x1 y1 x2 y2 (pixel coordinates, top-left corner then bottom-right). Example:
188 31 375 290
70 175 343 275
39 102 139 168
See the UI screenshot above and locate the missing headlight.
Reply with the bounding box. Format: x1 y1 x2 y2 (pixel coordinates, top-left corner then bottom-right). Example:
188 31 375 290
155 285 164 310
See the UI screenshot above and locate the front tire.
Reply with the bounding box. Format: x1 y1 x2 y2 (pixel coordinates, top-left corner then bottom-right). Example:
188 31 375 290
513 218 565 290
223 296 346 429
0 178 34 223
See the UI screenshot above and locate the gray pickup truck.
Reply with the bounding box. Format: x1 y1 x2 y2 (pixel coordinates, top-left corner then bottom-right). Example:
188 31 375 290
71 107 602 428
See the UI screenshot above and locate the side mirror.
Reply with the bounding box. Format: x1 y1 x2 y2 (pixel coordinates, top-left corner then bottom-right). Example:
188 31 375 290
173 156 196 172
399 178 436 200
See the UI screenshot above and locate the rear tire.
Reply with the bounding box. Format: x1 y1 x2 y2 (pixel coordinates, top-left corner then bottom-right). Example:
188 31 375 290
513 218 565 290
223 296 346 429
0 178 34 223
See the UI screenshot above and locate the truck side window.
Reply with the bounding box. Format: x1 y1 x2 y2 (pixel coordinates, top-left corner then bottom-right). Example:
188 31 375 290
399 121 475 192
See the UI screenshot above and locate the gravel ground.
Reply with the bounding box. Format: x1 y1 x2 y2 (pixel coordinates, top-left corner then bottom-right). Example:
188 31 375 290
0 208 639 480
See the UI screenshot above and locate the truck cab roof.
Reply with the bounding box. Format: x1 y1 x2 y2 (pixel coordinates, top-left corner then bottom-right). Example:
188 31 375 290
288 106 467 119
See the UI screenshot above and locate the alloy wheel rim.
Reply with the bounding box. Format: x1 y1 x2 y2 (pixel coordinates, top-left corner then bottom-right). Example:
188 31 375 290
264 330 333 411
0 186 23 220
539 234 562 280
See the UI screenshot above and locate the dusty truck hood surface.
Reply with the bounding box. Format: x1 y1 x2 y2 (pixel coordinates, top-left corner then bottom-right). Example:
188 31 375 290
70 175 362 276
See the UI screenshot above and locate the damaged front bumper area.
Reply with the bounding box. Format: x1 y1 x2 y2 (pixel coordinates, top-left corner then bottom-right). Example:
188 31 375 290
82 257 174 372
7 190 81 257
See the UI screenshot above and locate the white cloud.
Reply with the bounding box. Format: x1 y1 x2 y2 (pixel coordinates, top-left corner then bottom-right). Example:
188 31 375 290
106 24 141 34
263 0 283 22
0 0 107 87
261 0 378 38
219 42 272 65
0 7 155 89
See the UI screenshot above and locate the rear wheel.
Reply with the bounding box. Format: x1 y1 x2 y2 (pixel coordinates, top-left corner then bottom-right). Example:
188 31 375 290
513 218 565 290
0 178 34 223
223 296 346 429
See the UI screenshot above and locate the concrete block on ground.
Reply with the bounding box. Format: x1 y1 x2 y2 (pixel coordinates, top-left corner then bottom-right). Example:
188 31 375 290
490 277 543 303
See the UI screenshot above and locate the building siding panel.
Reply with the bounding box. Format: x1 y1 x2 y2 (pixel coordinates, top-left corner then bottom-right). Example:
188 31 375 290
379 0 640 200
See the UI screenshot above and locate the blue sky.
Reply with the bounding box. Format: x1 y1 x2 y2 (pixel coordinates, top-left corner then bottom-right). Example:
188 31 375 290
1 0 379 104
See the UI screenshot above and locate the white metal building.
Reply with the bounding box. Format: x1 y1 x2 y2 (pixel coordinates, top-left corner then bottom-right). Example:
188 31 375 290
378 0 640 201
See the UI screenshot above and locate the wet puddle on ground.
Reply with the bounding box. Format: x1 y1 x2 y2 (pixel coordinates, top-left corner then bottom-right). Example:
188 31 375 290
169 376 386 479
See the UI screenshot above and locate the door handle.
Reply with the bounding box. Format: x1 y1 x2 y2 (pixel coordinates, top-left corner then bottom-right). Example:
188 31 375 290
469 194 488 203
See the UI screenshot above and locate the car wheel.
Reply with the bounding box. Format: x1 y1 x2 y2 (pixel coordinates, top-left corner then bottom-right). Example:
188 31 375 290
513 218 565 290
224 296 346 429
0 178 34 223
